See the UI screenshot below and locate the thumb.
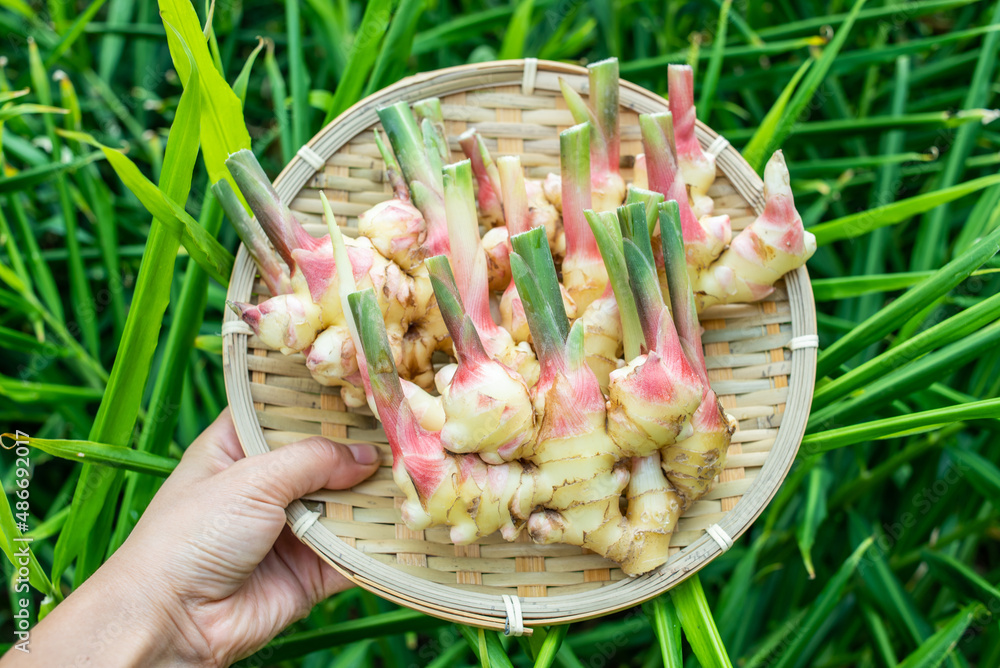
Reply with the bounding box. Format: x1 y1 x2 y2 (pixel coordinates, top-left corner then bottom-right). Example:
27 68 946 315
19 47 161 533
229 437 381 508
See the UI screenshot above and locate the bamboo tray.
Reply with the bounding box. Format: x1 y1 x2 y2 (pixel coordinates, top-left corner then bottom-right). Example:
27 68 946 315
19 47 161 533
222 59 817 633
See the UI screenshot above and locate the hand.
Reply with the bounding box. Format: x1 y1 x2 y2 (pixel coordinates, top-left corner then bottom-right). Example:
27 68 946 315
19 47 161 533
2 408 380 667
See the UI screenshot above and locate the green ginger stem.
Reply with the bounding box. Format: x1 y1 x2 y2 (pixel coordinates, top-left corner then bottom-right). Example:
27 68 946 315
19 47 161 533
425 255 489 365
658 200 709 380
377 101 448 254
509 227 570 365
585 208 644 362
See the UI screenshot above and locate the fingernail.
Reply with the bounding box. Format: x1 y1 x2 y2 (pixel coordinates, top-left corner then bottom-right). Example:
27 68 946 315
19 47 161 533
348 443 380 465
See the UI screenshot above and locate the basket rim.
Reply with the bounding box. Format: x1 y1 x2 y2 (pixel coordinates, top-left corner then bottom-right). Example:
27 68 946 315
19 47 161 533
222 58 818 631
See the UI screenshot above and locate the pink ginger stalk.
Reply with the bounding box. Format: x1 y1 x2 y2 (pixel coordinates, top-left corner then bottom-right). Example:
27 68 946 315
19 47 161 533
639 113 730 277
667 65 717 200
558 59 625 212
498 155 561 342
225 149 324 275
604 203 704 457
458 129 504 227
508 232 629 555
443 160 539 385
213 179 291 297
349 288 526 543
426 255 535 464
226 149 351 331
560 123 608 312
695 151 817 310
658 200 736 507
377 101 450 256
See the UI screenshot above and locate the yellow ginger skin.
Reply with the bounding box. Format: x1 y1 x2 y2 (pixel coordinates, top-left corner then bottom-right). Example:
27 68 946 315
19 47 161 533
358 198 427 271
578 288 624 392
606 310 704 458
305 325 360 385
231 295 322 355
440 356 536 464
695 151 817 309
661 390 736 507
401 380 446 432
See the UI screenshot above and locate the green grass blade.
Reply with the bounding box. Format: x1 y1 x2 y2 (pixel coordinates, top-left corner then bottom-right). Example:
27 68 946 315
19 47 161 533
671 575 733 668
43 0 110 68
29 41 99 359
0 463 59 601
51 38 204 583
813 292 1000 408
911 0 1000 271
233 609 447 666
264 38 293 164
498 0 535 60
754 0 977 40
729 109 997 141
944 448 1000 506
364 0 425 96
0 375 103 403
748 0 868 173
65 130 233 285
795 465 832 579
323 0 392 123
2 434 177 477
110 192 224 552
533 624 568 668
810 174 1000 246
285 0 310 149
765 537 875 668
847 514 935 647
413 3 551 54
740 57 813 172
803 398 1000 454
862 604 898 667
159 0 252 192
4 194 63 322
96 0 135 81
0 152 104 194
458 625 513 668
810 320 1000 426
896 604 981 668
232 35 266 105
0 325 68 357
697 0 730 122
922 546 1000 604
644 596 683 667
816 221 1000 377
810 269 1000 301
954 182 1000 256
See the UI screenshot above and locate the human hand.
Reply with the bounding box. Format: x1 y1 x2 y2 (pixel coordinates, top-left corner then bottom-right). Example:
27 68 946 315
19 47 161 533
2 408 380 667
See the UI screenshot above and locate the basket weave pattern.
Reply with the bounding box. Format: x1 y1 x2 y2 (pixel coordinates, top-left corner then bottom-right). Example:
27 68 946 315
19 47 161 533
223 60 817 629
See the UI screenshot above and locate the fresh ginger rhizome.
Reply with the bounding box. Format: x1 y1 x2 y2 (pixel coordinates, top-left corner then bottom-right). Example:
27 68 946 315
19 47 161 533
220 60 815 575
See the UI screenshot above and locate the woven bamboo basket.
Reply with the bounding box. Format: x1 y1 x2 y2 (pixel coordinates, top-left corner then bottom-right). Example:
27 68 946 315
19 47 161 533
222 59 818 633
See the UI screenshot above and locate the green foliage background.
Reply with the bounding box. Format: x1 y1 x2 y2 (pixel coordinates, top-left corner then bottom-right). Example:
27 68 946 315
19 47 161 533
1 0 1000 665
